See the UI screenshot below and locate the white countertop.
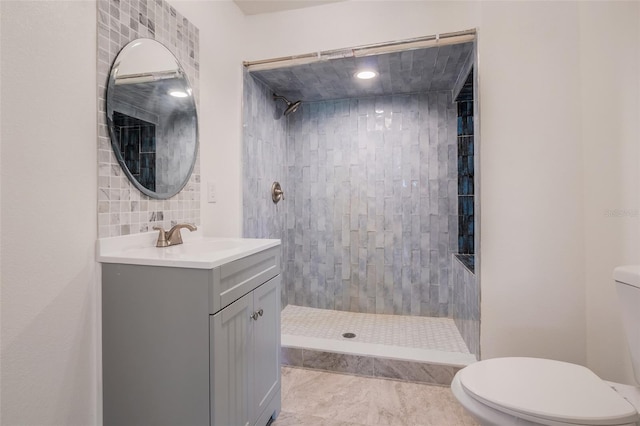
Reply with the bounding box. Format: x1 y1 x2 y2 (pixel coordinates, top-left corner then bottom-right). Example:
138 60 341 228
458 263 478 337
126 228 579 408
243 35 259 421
97 229 280 269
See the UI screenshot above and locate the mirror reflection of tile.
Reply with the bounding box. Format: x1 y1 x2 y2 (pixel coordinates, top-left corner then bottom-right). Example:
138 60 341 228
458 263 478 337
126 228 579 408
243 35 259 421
113 112 157 192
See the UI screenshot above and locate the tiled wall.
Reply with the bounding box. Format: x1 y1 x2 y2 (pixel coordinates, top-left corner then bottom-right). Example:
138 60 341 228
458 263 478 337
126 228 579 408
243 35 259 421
242 72 289 305
156 112 197 195
456 71 474 258
283 93 458 317
242 89 458 317
97 0 200 238
451 255 479 358
452 70 478 356
111 112 157 191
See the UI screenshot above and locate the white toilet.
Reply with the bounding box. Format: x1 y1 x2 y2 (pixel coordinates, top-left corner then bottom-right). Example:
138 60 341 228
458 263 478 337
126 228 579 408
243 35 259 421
452 266 640 426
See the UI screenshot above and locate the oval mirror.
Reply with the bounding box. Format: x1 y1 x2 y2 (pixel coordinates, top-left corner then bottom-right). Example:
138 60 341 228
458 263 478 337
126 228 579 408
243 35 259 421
106 38 198 199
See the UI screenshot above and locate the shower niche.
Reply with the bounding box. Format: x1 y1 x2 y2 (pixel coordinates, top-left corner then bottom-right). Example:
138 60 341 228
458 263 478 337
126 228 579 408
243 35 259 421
242 31 480 363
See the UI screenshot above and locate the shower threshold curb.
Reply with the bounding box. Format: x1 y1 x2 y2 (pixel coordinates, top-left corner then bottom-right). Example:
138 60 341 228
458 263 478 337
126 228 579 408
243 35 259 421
281 334 476 386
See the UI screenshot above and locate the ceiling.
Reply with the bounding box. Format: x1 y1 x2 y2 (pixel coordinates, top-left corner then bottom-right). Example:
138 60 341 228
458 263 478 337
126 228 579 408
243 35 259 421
111 78 197 118
233 0 343 16
248 42 474 103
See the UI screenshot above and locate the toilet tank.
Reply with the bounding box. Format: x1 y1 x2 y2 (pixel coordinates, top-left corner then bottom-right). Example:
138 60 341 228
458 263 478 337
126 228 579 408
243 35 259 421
614 265 640 385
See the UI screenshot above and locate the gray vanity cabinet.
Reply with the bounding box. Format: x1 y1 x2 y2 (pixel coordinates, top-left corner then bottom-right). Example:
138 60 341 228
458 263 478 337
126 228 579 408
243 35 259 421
102 245 281 426
211 274 281 426
252 276 281 423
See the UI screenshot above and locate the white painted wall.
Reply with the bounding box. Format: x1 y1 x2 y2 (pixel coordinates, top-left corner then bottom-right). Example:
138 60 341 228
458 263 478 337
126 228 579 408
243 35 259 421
580 2 640 385
244 1 479 60
477 1 586 365
243 0 590 366
0 1 248 423
173 0 248 238
1 1 98 424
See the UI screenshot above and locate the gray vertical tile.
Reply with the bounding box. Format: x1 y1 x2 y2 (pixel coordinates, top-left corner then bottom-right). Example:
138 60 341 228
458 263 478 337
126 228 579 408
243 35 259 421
281 347 303 367
244 89 464 319
452 256 480 358
302 350 374 376
374 358 459 386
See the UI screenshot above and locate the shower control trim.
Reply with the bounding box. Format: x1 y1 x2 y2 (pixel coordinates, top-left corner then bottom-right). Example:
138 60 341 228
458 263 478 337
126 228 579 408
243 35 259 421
271 182 284 204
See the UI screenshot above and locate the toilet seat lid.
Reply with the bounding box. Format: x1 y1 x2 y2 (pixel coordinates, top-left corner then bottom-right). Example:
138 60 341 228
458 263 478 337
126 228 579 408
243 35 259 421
458 357 639 425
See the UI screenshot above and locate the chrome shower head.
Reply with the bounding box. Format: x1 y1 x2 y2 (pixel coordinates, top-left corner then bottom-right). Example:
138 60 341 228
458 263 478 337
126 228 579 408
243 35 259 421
273 94 301 116
284 100 301 116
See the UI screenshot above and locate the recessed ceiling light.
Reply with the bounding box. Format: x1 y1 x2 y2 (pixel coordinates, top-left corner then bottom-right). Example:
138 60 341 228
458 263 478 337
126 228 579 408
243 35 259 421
169 90 188 98
355 70 377 80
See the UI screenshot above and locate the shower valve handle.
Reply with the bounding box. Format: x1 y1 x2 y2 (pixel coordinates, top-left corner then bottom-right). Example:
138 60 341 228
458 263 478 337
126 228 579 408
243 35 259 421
271 182 284 204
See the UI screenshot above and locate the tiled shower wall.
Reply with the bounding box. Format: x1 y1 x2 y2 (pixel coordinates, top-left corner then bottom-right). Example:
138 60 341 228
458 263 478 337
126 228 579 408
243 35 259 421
456 70 474 260
97 0 200 238
451 256 479 358
284 93 458 317
242 73 289 305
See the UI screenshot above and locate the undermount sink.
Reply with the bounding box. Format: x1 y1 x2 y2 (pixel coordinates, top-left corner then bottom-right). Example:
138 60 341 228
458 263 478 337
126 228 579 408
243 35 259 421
96 229 280 269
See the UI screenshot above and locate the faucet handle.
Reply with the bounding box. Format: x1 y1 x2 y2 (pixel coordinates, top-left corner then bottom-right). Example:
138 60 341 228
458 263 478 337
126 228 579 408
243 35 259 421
166 223 197 246
153 226 169 247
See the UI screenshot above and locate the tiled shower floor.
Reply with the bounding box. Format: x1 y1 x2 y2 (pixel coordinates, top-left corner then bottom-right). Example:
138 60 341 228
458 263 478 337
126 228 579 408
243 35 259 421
281 305 476 367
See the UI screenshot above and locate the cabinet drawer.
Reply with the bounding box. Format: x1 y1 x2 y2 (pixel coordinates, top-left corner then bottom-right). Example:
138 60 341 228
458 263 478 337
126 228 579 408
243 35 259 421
214 246 280 312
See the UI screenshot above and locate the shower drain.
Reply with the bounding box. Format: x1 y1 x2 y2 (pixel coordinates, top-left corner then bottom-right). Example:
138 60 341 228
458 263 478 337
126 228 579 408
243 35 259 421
342 332 356 339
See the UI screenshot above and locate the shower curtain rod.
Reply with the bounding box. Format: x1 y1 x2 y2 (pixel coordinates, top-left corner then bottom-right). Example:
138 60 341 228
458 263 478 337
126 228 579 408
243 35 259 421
243 29 476 72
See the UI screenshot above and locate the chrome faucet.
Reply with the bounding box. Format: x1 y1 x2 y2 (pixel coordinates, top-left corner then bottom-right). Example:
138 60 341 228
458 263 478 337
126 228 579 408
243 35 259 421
153 224 197 247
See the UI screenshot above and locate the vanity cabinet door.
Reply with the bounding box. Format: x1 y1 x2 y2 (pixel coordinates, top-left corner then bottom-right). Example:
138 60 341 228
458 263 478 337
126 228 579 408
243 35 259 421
211 292 253 426
252 275 281 425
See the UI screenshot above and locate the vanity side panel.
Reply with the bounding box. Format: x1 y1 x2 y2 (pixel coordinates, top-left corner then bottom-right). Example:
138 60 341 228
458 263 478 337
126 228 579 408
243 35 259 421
102 264 211 426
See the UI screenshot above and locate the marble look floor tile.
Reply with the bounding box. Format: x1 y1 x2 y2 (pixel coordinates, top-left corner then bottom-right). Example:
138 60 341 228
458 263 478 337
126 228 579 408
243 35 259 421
367 379 439 426
280 365 301 401
273 411 367 426
281 368 375 424
279 367 478 426
367 379 479 426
